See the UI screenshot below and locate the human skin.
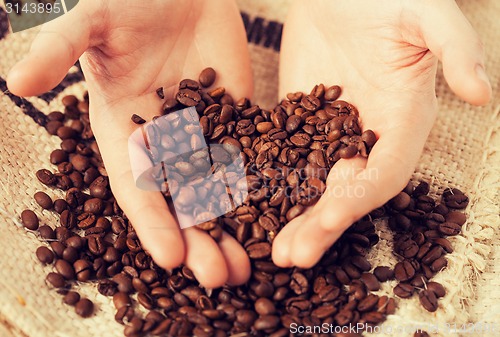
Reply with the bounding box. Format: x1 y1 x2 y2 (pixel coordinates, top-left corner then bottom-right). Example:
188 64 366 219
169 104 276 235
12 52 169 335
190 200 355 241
8 0 491 285
273 0 492 269
7 0 253 288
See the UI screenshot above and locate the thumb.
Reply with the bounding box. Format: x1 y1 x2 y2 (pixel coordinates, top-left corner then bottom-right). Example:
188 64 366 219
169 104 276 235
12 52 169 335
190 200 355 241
288 119 431 268
7 1 99 96
420 0 492 106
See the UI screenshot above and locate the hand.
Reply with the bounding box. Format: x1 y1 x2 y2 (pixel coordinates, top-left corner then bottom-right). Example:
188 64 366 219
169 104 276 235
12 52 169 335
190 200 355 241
273 0 492 268
7 0 253 287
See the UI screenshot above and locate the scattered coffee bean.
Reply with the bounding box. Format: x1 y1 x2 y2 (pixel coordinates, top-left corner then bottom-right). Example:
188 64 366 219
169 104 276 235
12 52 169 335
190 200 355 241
21 210 39 230
22 70 469 334
75 298 94 317
36 246 54 264
414 331 430 337
199 67 216 88
63 291 81 306
131 114 146 125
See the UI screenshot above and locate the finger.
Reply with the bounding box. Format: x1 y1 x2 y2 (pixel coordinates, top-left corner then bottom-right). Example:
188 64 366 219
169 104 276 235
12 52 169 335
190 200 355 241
420 0 492 106
290 122 430 268
271 208 312 268
94 123 186 270
182 228 229 288
217 232 251 285
7 1 98 96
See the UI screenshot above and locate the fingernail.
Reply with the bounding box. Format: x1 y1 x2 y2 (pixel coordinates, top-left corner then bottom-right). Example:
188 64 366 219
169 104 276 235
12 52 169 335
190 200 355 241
475 63 491 87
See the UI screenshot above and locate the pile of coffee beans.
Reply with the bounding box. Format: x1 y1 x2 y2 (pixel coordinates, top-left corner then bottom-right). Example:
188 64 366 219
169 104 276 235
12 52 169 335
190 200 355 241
19 67 468 337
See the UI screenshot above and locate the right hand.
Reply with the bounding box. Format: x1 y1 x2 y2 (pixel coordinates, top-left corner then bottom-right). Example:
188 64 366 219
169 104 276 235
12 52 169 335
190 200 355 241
7 0 254 288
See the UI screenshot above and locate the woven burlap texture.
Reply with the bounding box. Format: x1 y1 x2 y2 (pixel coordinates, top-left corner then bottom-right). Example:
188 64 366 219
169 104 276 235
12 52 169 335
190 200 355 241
0 1 498 336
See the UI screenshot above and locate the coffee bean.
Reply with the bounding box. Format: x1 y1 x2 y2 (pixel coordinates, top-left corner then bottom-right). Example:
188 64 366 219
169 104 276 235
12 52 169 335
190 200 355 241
414 331 430 337
339 145 358 159
36 169 56 185
301 95 321 112
254 315 280 331
422 246 443 265
393 283 414 298
426 281 446 298
419 289 438 312
199 67 216 87
290 132 311 148
360 273 380 291
46 272 66 288
177 88 201 106
358 294 379 312
21 210 39 230
57 126 77 139
36 246 54 264
63 291 81 306
325 85 341 101
62 246 79 263
55 259 75 280
75 298 94 317
290 272 309 295
39 225 56 240
438 222 461 236
113 292 132 309
373 266 394 282
430 257 448 272
246 242 271 259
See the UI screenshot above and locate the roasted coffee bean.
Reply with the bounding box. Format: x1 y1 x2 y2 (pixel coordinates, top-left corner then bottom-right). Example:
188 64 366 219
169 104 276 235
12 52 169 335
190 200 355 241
246 242 271 259
430 257 448 272
393 283 414 298
419 289 438 312
46 272 66 288
426 281 446 298
199 67 216 87
254 315 280 331
290 272 309 295
53 199 69 214
50 149 69 164
438 222 461 236
422 246 444 265
74 259 92 281
88 235 106 256
339 145 358 159
62 246 79 263
36 246 54 264
55 259 76 280
360 273 380 291
391 192 411 210
21 210 39 230
75 298 94 317
39 225 56 240
394 260 416 282
177 88 201 106
63 291 81 306
36 169 56 185
445 211 466 225
414 331 430 337
325 85 341 101
131 114 146 124
373 266 394 282
113 292 132 309
138 292 155 310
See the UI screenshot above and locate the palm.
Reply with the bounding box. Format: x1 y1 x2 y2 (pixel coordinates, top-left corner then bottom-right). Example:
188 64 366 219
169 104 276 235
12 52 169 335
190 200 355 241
272 0 490 268
8 0 253 287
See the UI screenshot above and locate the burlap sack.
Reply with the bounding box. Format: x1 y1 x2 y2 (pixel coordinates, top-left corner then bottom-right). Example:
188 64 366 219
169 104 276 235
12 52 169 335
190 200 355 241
0 1 498 336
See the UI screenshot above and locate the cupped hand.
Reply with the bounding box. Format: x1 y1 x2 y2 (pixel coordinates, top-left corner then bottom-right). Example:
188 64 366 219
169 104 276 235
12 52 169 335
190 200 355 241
7 0 253 287
273 0 492 268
